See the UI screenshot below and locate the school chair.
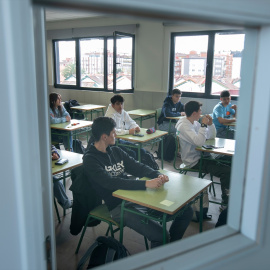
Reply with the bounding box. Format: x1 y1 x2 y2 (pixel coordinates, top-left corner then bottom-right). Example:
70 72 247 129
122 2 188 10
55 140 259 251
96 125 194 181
75 204 149 254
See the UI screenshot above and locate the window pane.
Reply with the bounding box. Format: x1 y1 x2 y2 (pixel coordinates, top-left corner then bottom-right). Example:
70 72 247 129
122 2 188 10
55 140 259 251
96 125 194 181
107 39 113 90
173 35 208 93
80 38 104 88
55 40 76 85
211 33 245 97
116 36 133 91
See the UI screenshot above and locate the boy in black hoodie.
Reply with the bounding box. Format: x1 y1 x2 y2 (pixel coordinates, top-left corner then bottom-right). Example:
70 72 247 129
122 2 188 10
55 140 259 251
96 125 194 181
157 89 185 133
83 117 193 248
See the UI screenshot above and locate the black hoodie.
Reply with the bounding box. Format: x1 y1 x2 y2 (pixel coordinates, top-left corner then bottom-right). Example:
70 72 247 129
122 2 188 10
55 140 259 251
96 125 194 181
157 96 184 125
83 144 161 211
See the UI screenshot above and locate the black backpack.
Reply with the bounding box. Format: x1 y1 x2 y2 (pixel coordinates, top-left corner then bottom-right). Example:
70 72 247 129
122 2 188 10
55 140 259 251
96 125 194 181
77 236 129 270
73 139 86 154
157 134 176 162
64 99 84 119
141 151 159 170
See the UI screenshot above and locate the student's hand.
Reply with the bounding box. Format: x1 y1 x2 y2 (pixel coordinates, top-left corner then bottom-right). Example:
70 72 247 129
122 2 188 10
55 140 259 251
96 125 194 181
135 126 141 132
145 178 164 189
129 128 136 135
158 174 169 184
180 112 186 116
66 115 71 122
52 153 59 160
205 114 213 125
201 116 209 125
231 104 237 110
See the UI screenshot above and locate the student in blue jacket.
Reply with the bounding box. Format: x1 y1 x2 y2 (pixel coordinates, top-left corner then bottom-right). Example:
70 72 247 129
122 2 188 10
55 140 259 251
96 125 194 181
49 92 73 150
157 89 185 133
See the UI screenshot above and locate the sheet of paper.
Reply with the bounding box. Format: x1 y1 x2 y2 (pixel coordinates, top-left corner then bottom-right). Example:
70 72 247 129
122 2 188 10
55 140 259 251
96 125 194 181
160 200 174 207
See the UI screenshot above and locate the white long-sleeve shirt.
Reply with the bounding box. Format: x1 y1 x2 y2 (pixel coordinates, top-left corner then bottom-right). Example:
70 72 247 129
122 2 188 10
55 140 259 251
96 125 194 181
175 117 216 168
105 104 139 135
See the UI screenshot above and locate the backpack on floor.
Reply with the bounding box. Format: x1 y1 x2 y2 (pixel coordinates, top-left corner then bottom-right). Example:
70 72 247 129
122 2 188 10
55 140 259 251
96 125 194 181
77 236 129 270
73 139 85 154
157 134 176 162
141 151 159 170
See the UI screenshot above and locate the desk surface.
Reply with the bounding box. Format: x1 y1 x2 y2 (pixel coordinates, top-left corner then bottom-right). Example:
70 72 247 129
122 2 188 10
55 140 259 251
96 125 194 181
116 128 167 143
52 150 83 175
113 170 211 215
70 104 106 111
223 121 236 127
127 109 156 116
166 116 184 120
50 119 93 131
196 138 235 156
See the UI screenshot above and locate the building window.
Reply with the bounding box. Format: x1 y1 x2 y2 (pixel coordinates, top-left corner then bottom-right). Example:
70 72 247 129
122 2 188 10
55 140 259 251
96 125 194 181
53 32 135 93
169 31 245 99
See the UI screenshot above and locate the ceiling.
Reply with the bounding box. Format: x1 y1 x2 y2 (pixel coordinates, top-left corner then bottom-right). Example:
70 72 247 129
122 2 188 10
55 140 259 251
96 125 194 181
45 7 102 22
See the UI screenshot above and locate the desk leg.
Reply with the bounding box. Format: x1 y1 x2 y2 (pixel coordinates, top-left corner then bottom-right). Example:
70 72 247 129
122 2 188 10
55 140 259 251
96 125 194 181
140 117 142 128
162 213 167 245
161 137 164 169
138 144 141 163
63 171 66 217
119 200 125 244
199 192 203 233
168 120 172 134
155 112 157 130
102 108 104 116
199 152 203 178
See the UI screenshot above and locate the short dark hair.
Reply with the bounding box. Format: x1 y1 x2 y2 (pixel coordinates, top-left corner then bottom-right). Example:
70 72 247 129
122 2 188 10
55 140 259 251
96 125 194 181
172 89 181 96
184 101 202 117
220 90 230 98
91 117 116 142
111 94 124 104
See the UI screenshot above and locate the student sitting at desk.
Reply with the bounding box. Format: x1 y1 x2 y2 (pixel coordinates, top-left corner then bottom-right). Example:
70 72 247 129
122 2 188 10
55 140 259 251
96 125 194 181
51 145 73 210
212 90 237 139
176 101 231 206
157 89 185 133
49 92 73 151
105 94 147 160
83 117 193 248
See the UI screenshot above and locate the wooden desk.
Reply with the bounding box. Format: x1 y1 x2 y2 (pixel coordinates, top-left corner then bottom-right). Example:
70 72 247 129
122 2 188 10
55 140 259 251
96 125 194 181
166 116 184 134
116 128 168 168
52 150 83 175
113 170 211 244
196 138 235 156
52 150 83 220
51 120 92 151
127 109 157 128
70 104 106 120
196 138 235 179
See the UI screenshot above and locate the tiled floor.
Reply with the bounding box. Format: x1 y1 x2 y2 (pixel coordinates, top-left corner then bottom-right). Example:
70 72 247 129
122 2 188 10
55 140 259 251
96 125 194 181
54 143 224 269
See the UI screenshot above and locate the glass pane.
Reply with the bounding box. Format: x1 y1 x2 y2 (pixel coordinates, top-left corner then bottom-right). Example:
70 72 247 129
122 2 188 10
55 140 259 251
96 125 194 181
211 33 245 97
173 35 208 93
107 39 114 90
80 38 104 88
55 40 76 85
115 36 133 91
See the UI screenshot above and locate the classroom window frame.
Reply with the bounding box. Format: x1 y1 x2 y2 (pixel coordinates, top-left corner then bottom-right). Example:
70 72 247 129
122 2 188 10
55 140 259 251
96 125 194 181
169 30 245 101
53 33 135 93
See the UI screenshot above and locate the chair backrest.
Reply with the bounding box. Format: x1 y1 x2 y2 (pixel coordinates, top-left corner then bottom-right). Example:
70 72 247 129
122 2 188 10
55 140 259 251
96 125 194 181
156 108 162 119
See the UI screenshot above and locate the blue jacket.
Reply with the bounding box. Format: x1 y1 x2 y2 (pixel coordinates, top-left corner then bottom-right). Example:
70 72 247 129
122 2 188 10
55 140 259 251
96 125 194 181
157 96 184 125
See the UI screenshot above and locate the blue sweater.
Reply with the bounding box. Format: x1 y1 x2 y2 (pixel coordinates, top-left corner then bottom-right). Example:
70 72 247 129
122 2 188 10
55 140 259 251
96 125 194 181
157 96 184 125
50 106 70 124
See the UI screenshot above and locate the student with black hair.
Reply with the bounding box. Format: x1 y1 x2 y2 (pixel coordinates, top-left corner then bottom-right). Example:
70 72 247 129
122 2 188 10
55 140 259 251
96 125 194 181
176 101 231 206
83 117 193 248
157 89 185 133
212 90 237 139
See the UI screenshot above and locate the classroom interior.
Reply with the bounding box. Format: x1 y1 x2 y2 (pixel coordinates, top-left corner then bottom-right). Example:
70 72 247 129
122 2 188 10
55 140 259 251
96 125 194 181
3 1 270 270
46 7 237 269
